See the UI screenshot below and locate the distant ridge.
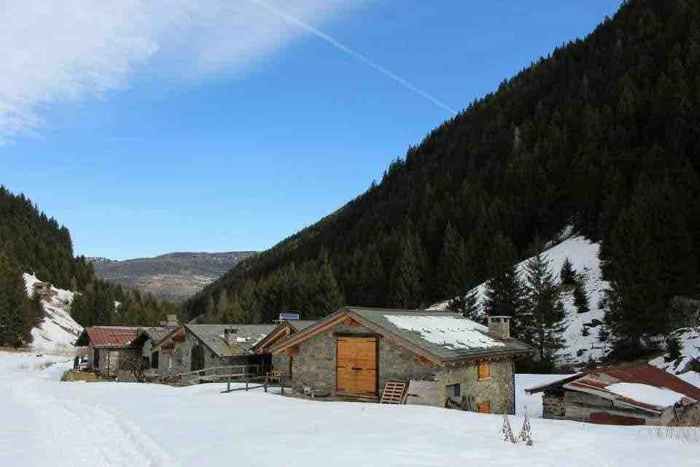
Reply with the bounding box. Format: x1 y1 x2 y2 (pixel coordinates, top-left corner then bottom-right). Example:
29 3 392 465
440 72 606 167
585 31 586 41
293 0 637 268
91 251 256 302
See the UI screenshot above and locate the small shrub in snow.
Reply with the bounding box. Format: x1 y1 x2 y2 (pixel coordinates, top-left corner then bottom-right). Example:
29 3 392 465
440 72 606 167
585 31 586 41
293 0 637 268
518 412 533 446
501 412 516 444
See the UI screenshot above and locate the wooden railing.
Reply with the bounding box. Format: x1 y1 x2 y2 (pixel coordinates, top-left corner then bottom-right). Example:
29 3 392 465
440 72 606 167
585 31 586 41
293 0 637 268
160 364 262 386
221 370 288 395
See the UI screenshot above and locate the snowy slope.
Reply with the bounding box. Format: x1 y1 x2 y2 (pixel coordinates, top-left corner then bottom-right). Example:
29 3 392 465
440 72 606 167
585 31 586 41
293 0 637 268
649 327 700 388
24 273 82 354
430 235 610 366
0 352 696 467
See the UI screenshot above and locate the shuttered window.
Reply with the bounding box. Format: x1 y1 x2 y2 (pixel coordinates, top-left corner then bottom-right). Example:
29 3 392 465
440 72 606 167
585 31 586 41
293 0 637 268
477 361 491 380
477 401 491 413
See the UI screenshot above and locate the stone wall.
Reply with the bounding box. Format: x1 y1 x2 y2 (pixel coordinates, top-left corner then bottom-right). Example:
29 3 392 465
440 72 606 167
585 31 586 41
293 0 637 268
156 331 262 380
94 348 138 378
287 322 516 411
672 402 700 427
542 389 666 425
435 359 514 414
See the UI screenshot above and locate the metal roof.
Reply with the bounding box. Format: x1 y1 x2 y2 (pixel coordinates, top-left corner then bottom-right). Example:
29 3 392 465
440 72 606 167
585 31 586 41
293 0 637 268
185 324 277 357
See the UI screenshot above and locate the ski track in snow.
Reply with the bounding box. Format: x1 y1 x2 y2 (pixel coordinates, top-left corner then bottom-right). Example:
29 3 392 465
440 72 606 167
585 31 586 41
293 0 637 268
1 356 177 467
1 352 697 467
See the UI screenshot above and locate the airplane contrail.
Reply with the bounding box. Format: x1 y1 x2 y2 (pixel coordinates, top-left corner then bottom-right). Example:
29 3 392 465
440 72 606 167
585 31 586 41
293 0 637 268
247 0 458 115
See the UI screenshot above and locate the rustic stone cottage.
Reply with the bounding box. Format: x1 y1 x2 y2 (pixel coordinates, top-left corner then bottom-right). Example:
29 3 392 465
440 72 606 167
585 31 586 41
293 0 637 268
270 307 531 412
153 323 277 378
74 326 140 377
253 320 317 374
526 364 700 425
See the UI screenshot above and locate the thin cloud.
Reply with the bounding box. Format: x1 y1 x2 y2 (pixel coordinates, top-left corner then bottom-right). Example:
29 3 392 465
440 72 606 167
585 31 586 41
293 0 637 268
247 0 457 115
0 0 366 141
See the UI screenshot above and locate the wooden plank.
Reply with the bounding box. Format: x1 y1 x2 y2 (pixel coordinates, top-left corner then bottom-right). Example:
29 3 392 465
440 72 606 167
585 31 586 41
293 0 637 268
380 381 407 404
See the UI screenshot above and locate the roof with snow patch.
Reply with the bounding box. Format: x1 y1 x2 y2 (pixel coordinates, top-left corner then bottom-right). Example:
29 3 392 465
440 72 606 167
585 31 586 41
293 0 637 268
271 306 532 364
526 364 700 412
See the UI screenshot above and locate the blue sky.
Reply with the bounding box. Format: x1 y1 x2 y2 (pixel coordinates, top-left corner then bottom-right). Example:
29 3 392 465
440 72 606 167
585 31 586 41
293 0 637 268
2 1 621 260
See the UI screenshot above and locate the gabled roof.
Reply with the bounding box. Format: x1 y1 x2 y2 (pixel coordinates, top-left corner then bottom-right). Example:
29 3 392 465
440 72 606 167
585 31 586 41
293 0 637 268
130 327 176 348
253 320 318 353
75 326 139 348
526 364 700 413
185 324 277 358
271 306 532 365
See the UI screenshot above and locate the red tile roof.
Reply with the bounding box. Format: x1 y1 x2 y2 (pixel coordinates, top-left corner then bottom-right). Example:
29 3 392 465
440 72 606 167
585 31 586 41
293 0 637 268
83 326 139 348
581 365 700 401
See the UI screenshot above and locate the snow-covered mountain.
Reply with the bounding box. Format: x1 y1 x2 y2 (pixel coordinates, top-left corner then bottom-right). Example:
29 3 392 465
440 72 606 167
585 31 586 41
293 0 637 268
24 273 82 354
430 234 610 366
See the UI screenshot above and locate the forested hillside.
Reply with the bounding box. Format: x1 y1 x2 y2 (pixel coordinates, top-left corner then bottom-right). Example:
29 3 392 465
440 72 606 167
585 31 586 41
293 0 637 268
186 0 700 358
0 186 178 346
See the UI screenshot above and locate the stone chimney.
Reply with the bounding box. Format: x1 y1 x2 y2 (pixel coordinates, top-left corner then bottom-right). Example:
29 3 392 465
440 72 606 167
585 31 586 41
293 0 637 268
487 316 510 339
160 314 179 328
223 328 237 345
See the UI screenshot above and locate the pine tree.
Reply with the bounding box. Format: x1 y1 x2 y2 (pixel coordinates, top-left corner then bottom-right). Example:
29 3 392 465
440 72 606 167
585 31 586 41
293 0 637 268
388 236 423 308
604 177 697 355
523 254 566 370
436 222 467 299
448 288 480 322
573 277 590 314
0 255 32 346
560 258 576 286
311 250 344 317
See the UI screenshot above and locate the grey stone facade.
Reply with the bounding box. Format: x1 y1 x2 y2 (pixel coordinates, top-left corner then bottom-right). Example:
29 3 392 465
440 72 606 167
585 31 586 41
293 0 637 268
156 329 258 378
287 322 516 412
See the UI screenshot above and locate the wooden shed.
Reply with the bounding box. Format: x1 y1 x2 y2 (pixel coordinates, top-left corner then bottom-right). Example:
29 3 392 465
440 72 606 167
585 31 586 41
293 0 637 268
526 364 700 425
74 326 139 378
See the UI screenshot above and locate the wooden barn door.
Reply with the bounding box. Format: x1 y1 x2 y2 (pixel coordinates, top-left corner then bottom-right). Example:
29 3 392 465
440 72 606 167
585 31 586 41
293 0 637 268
336 336 377 396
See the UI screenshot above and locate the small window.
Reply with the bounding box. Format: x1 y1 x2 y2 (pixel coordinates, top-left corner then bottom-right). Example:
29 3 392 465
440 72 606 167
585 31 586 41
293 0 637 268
446 383 461 398
478 361 491 380
151 351 159 369
477 401 491 413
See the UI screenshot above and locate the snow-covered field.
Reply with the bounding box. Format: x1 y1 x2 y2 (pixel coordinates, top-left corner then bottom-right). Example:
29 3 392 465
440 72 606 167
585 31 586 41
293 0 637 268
430 234 610 366
1 352 697 467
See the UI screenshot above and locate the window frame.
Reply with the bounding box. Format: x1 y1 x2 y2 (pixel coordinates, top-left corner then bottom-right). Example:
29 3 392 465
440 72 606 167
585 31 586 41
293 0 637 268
477 361 491 381
446 383 461 399
477 401 491 413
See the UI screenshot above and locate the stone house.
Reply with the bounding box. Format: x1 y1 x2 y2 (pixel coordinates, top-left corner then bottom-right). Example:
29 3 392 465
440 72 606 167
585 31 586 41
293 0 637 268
152 323 277 378
253 320 317 374
270 307 532 412
74 326 140 378
526 364 700 425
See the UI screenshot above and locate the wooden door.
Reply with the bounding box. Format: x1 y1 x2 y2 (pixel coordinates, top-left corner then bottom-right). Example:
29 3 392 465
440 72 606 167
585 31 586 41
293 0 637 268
191 345 205 371
336 337 377 396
